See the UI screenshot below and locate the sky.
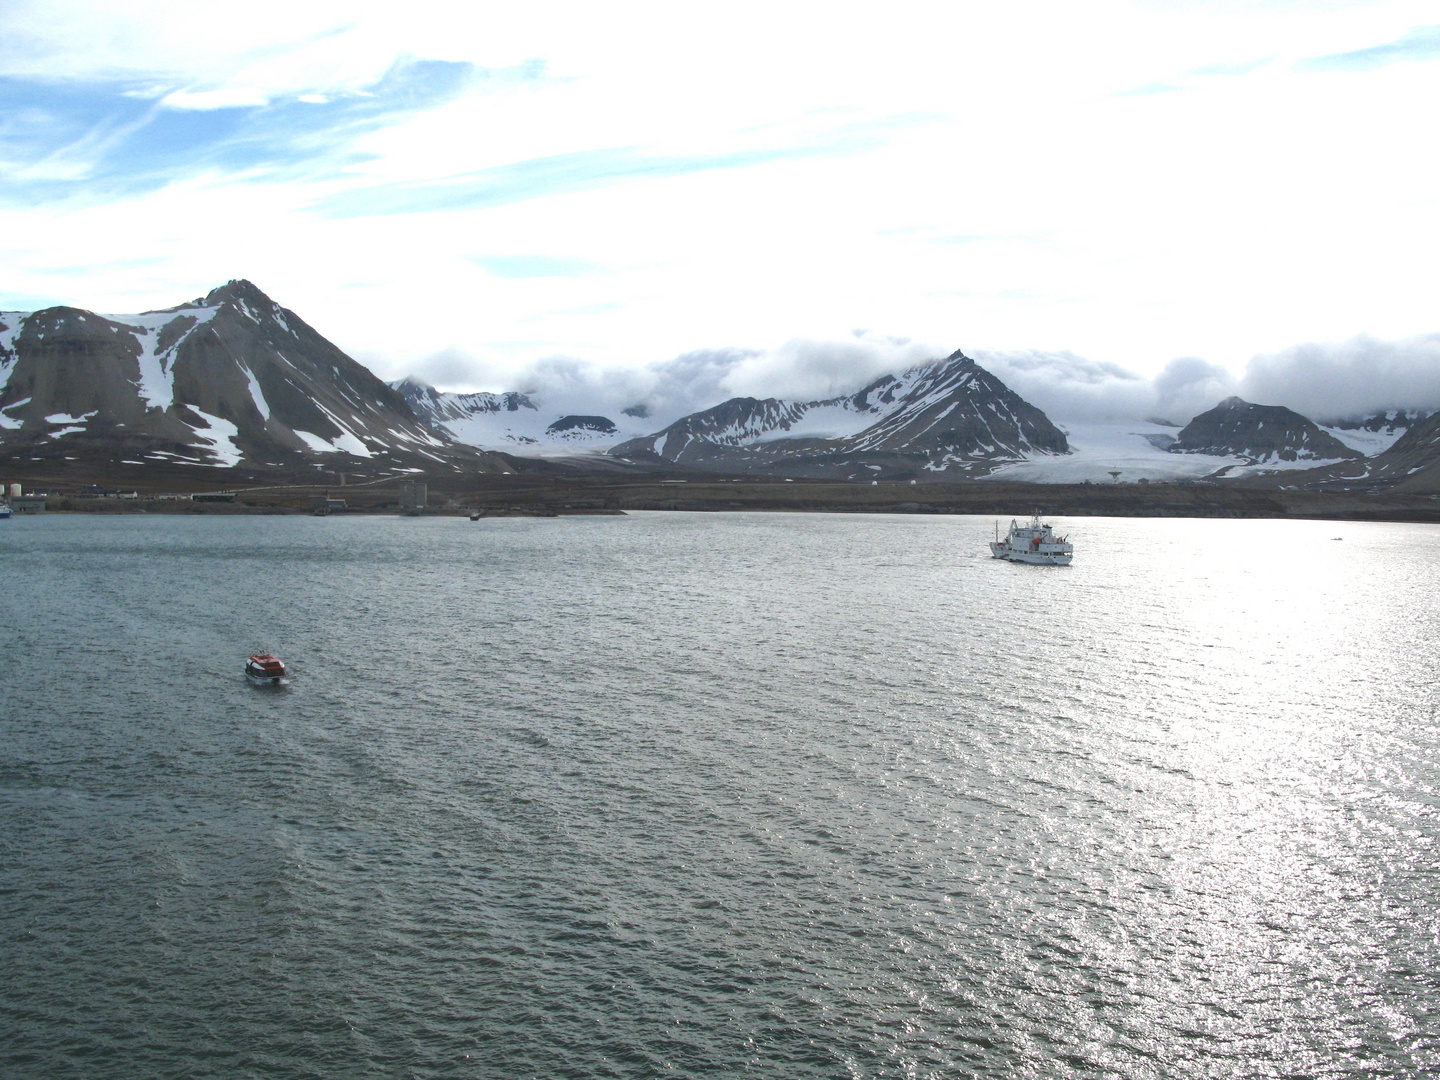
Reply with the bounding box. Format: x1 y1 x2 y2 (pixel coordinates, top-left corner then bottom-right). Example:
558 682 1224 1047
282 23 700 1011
3 0 1439 424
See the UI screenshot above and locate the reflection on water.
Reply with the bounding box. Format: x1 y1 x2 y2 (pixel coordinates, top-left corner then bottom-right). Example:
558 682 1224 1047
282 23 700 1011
1 512 1437 1078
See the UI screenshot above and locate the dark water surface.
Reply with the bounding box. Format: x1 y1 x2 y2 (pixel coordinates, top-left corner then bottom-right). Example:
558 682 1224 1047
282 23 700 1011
2 512 1438 1078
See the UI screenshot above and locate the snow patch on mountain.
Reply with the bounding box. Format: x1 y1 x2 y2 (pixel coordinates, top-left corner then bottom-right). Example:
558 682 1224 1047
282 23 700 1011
45 410 98 425
1320 424 1408 456
245 366 271 421
181 407 243 467
296 430 343 455
0 314 23 392
121 305 221 410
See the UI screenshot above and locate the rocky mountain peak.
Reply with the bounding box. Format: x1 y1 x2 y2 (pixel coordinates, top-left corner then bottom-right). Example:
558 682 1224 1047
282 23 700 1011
203 278 275 310
1170 397 1360 462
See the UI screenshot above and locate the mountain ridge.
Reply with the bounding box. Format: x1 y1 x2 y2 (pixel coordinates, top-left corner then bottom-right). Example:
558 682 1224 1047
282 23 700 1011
606 350 1071 479
0 280 502 474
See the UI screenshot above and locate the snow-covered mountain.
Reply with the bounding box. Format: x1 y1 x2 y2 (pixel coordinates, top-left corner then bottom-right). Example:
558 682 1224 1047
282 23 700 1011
1318 410 1425 456
1289 408 1440 493
0 280 499 472
1349 410 1440 489
391 376 649 455
606 350 1070 478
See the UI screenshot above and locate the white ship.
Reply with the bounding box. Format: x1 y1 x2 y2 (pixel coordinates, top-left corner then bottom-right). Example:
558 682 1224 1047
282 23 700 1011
990 512 1073 565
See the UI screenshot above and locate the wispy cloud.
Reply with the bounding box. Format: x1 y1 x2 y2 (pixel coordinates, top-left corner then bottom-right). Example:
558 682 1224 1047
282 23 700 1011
312 115 921 218
1114 81 1185 98
1114 56 1269 98
1298 24 1440 72
0 56 484 205
470 254 604 279
1189 58 1270 79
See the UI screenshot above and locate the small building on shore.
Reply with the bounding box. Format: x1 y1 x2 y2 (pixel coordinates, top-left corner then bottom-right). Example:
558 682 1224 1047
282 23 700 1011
400 481 427 515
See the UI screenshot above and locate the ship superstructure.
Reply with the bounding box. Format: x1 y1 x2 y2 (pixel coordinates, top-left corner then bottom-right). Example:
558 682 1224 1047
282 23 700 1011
990 512 1073 565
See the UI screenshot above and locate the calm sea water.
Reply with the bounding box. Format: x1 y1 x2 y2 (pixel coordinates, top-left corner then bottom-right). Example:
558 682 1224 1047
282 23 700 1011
2 511 1438 1079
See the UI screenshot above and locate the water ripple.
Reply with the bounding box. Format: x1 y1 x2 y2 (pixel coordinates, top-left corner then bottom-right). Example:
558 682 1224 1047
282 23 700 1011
1 512 1438 1077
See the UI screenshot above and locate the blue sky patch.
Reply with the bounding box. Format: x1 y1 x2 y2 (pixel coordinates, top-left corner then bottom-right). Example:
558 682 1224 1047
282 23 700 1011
1299 24 1440 72
0 57 479 206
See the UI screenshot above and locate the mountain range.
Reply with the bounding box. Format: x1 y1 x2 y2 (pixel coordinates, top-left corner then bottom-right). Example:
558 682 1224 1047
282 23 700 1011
4 279 1437 491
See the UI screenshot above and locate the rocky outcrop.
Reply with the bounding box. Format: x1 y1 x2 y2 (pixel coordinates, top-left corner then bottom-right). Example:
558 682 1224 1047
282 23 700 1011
1169 397 1361 462
546 415 618 435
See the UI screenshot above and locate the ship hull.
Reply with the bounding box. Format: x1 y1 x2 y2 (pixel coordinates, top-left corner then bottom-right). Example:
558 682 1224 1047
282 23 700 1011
991 548 1072 565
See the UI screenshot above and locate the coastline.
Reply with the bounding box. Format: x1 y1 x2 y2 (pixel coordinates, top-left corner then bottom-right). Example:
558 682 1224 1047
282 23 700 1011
5 470 1438 523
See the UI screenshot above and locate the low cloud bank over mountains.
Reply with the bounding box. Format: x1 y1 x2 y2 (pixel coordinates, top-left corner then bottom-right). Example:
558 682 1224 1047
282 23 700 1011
404 332 937 435
961 336 1440 427
1242 335 1440 422
408 331 1440 434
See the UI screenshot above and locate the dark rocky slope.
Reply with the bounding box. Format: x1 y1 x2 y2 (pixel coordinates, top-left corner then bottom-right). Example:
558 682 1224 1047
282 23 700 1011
1169 397 1361 463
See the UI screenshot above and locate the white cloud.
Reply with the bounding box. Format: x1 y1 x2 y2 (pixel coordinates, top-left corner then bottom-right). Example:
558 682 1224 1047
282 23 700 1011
971 351 1240 425
1241 333 1440 419
405 330 1436 433
398 332 939 430
159 87 272 111
1 0 1438 396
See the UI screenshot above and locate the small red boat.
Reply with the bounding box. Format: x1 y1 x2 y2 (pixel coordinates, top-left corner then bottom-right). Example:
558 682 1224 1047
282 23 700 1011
246 653 286 684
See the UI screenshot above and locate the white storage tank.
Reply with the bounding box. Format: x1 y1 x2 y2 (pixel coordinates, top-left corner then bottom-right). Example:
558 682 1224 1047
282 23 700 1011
7 483 19 497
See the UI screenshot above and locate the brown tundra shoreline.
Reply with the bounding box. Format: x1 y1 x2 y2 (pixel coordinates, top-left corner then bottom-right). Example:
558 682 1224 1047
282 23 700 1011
4 461 1438 523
